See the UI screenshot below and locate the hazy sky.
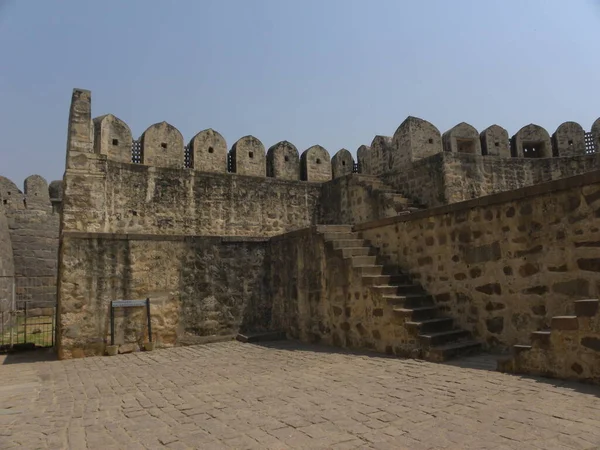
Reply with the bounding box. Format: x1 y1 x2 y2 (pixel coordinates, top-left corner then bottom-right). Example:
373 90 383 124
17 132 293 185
1 0 600 185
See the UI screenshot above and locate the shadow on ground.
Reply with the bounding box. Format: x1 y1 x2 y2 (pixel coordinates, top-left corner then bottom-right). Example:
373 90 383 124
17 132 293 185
247 338 600 399
0 347 58 365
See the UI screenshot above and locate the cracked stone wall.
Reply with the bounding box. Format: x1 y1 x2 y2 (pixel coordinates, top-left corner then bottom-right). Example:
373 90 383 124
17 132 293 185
358 170 600 351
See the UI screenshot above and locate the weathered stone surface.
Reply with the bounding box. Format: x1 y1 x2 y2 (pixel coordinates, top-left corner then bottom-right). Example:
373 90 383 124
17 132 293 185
0 175 59 308
140 121 184 168
552 121 585 157
486 317 504 334
300 145 331 182
463 242 501 264
3 341 600 448
442 122 481 155
392 116 442 170
581 336 600 352
356 145 371 174
359 170 600 351
0 202 14 314
511 124 552 158
369 136 393 176
266 141 300 180
592 118 600 153
189 128 228 173
93 114 132 163
480 124 510 157
230 135 266 177
551 316 578 331
331 149 354 179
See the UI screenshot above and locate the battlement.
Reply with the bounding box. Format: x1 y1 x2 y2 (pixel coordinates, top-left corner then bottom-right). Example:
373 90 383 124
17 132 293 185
0 175 62 212
77 89 358 183
357 117 600 176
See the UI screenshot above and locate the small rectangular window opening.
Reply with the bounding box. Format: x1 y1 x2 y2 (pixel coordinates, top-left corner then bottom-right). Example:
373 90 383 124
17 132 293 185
112 139 119 146
523 141 546 158
161 143 168 149
456 138 476 154
249 151 254 158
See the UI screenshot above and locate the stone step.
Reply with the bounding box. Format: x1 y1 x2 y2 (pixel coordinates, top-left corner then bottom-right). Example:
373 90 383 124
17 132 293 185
384 294 434 308
331 239 367 249
340 247 372 258
316 225 353 233
362 275 419 288
427 340 482 362
513 344 533 353
574 299 599 317
350 256 377 267
405 317 454 334
393 305 438 321
530 331 551 346
236 331 287 344
419 329 470 347
370 284 425 296
358 265 384 276
323 232 359 241
550 316 579 330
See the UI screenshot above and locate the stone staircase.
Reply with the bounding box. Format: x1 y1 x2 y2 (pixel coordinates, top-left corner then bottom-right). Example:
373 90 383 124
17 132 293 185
354 175 425 218
317 225 481 362
498 299 600 383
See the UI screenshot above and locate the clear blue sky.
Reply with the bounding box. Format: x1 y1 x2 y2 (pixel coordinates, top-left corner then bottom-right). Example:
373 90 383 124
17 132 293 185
1 0 600 185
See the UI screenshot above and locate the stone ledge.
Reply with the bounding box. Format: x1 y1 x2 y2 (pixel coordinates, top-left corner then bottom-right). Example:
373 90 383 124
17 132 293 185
269 226 318 243
354 169 600 232
62 231 270 244
105 158 325 187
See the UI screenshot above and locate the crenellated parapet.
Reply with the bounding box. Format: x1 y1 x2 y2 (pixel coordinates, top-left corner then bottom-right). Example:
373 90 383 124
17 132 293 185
75 89 600 184
267 141 300 180
358 117 600 176
331 149 354 179
189 129 228 173
0 175 62 212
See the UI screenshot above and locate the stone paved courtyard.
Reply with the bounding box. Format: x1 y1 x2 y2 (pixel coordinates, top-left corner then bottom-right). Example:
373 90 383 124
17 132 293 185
1 341 600 450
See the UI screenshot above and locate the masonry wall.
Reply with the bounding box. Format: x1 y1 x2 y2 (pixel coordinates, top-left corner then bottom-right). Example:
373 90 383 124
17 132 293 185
0 176 60 309
62 157 322 237
380 153 446 206
269 228 417 355
0 204 14 315
357 170 600 351
58 234 269 358
442 152 600 205
58 89 325 358
319 175 392 225
379 153 600 208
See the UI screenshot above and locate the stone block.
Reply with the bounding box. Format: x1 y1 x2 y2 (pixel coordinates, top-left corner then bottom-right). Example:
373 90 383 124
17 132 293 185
574 299 599 317
551 316 579 331
118 343 140 354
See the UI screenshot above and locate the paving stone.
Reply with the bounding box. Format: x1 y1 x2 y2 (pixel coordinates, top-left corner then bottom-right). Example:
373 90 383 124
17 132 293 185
1 341 600 449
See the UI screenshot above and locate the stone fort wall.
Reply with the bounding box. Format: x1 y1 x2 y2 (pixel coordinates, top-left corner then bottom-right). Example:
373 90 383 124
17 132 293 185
357 170 600 352
56 88 600 360
0 203 14 318
358 117 600 207
0 175 61 310
58 89 336 358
